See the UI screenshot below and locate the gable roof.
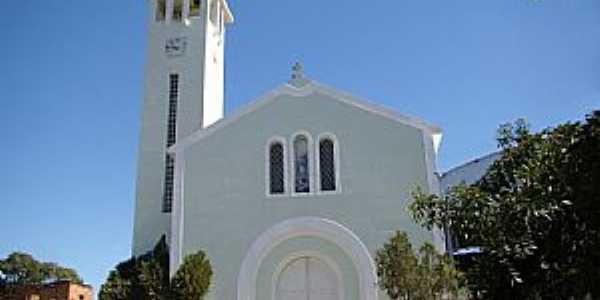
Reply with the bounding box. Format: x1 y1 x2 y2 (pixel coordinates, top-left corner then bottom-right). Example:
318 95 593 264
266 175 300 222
169 79 443 154
441 151 502 181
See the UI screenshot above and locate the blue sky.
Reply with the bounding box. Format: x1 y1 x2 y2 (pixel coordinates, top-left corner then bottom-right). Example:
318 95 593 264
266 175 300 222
1 0 598 292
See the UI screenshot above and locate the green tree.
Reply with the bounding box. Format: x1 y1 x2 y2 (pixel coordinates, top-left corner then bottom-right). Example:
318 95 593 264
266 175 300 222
0 252 46 286
413 243 464 300
410 111 600 299
98 257 135 300
376 231 464 300
99 236 213 300
376 231 417 300
137 236 170 300
98 270 132 300
0 252 82 285
0 252 83 298
99 236 170 300
41 262 81 283
170 251 212 300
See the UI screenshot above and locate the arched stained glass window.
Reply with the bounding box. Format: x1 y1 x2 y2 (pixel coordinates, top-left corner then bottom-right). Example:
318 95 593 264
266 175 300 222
294 135 310 193
319 138 336 192
172 0 184 21
156 0 167 21
269 142 285 194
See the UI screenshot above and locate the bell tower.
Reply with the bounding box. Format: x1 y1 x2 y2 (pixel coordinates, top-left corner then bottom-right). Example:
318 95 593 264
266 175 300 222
133 0 234 255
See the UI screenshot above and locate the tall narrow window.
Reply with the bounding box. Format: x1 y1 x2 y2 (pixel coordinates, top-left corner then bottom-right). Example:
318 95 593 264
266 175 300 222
190 0 201 17
163 74 179 213
294 135 310 193
319 138 336 191
173 0 184 21
269 142 285 194
156 0 167 21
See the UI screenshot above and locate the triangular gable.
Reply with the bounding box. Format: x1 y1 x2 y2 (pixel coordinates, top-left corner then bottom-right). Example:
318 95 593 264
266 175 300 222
170 80 443 154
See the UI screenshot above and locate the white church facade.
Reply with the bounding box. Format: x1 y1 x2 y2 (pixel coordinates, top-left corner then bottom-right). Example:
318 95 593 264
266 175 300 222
131 1 477 299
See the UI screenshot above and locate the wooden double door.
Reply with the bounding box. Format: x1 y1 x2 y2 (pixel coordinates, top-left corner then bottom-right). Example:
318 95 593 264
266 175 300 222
275 256 340 300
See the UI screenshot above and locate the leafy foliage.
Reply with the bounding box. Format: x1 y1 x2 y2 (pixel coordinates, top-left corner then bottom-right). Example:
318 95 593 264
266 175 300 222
99 236 212 300
170 251 212 300
0 252 82 298
410 111 600 299
137 236 170 300
98 270 132 300
0 252 82 285
99 235 170 300
376 231 465 300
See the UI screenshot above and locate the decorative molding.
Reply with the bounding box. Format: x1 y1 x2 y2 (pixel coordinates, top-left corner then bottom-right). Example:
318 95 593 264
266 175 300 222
168 83 290 154
169 80 442 154
219 0 235 23
236 216 378 300
311 81 442 135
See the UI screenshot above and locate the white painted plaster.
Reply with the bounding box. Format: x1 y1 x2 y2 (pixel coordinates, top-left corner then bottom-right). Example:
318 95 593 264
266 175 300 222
133 0 234 256
421 132 445 252
170 151 185 276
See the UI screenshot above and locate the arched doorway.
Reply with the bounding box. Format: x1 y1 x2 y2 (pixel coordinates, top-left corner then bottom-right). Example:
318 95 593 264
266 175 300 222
237 217 378 300
276 256 340 300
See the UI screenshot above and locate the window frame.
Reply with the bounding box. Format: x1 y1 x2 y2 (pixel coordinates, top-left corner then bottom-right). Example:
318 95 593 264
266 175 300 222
290 131 314 196
162 73 180 213
315 133 341 194
265 137 289 197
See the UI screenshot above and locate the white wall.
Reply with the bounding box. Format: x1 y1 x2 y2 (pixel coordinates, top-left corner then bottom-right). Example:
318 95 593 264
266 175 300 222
176 88 439 299
133 0 230 255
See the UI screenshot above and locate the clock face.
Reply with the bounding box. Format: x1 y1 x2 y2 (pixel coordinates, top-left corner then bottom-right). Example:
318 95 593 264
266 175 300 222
165 37 187 57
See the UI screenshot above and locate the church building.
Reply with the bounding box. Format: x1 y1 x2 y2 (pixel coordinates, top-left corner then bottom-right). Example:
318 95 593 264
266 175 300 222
132 0 453 299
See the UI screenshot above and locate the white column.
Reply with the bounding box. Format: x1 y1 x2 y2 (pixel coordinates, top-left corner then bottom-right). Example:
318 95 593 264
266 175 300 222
217 0 222 23
183 0 190 21
169 151 185 277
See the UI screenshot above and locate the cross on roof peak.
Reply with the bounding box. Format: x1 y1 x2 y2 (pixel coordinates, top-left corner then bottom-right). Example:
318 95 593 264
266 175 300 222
292 62 304 80
289 62 310 88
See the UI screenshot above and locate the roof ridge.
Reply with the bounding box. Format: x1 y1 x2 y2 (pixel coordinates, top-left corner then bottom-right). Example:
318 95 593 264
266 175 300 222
170 79 442 154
